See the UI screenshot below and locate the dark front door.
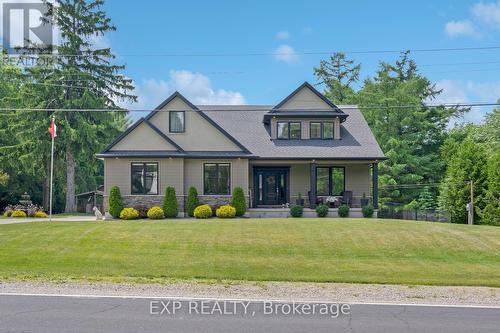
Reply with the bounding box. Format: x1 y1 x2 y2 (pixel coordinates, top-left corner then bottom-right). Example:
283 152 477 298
254 167 289 206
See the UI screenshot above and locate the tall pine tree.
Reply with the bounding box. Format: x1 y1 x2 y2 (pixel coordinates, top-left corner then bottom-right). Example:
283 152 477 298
39 0 136 211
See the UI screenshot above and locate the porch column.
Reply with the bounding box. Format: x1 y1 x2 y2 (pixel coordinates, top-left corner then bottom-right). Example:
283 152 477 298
372 162 379 209
310 162 317 208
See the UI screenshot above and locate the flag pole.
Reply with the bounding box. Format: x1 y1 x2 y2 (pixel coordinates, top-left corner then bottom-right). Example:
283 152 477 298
49 115 55 222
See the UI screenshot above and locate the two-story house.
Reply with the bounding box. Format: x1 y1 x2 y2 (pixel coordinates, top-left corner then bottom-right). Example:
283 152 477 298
97 82 385 217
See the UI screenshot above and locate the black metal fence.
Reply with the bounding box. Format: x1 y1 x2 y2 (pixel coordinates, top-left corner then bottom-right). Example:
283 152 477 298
379 207 451 222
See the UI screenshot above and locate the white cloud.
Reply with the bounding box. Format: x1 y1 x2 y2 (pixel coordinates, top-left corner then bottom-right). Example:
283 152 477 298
472 0 500 28
444 20 477 37
445 1 500 37
121 70 246 113
434 79 500 124
275 31 290 40
272 44 300 64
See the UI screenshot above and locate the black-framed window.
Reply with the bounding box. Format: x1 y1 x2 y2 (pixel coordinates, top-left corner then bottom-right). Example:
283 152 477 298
277 122 301 139
169 111 185 133
310 122 322 139
323 122 334 139
204 163 231 195
309 122 334 139
131 162 158 194
316 166 345 196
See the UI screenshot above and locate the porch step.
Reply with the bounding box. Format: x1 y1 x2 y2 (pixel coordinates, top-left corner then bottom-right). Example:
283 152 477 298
248 208 373 218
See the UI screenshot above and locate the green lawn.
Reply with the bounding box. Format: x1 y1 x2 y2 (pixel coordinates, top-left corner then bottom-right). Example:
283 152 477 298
0 218 499 287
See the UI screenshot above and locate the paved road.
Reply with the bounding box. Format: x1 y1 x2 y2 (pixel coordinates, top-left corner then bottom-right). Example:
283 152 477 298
0 294 498 332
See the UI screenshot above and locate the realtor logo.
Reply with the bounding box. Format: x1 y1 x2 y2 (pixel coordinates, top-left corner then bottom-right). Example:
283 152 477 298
1 1 53 54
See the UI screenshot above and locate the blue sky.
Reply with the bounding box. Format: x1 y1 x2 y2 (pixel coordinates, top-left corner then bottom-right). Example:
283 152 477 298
3 0 500 122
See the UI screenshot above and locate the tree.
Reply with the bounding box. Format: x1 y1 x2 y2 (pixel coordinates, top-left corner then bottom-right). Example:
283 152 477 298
108 185 123 218
231 187 246 217
37 0 136 212
313 52 360 104
478 152 500 225
163 186 179 218
356 51 464 206
186 186 199 217
438 138 488 223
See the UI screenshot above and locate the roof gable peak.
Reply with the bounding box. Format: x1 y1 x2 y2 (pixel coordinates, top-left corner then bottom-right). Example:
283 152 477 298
272 81 343 112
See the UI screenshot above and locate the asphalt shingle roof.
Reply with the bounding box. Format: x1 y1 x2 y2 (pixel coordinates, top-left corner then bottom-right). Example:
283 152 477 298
201 105 385 160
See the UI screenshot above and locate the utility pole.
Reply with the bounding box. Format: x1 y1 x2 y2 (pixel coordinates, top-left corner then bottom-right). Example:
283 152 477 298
468 179 474 225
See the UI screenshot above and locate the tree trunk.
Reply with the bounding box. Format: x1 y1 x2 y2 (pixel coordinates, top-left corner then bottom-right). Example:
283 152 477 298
42 159 50 210
65 147 76 212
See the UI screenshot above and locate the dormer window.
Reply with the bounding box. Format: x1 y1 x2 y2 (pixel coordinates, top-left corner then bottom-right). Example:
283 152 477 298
277 121 301 139
310 121 334 140
169 111 185 133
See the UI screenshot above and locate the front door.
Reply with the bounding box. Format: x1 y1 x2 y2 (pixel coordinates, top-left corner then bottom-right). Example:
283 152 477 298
254 167 289 206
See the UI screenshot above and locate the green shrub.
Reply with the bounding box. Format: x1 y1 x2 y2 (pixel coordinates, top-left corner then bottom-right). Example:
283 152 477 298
362 205 374 218
194 204 212 219
338 204 350 217
163 186 179 218
290 205 303 218
3 209 13 217
147 206 164 219
34 211 48 218
216 205 236 218
186 187 199 217
11 210 27 218
119 207 139 220
108 186 123 218
315 204 329 218
231 187 246 217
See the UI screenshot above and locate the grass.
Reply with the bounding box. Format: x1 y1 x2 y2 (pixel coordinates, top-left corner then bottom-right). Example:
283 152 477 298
0 218 499 287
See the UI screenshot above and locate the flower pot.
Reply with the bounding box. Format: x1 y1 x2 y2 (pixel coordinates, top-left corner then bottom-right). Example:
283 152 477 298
360 198 369 207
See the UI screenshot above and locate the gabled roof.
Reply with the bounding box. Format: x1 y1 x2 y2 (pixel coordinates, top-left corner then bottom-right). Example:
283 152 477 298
99 117 185 154
144 91 251 154
272 81 343 112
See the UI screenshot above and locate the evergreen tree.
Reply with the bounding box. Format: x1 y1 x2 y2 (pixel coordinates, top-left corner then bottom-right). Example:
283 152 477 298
36 0 136 212
313 52 360 104
163 186 179 218
357 51 464 206
438 138 488 223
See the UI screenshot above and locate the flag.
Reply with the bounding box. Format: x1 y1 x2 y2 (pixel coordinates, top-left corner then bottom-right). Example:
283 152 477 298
48 116 57 138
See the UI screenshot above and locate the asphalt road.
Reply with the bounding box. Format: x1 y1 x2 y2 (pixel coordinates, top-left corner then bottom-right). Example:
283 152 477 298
0 294 499 333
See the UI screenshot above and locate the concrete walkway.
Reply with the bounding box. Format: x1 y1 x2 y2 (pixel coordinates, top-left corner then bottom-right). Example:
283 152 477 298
0 215 95 225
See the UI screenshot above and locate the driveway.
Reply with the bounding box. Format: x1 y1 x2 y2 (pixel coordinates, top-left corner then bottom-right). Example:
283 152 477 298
0 215 95 225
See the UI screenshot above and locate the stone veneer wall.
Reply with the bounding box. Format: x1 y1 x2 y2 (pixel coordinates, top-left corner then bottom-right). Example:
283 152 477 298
103 195 250 214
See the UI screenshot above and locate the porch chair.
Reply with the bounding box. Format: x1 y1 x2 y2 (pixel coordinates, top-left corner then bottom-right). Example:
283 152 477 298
339 191 353 207
307 191 323 208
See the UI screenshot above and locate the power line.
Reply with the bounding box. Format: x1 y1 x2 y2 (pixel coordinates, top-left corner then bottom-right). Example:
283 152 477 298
0 102 497 113
4 45 500 58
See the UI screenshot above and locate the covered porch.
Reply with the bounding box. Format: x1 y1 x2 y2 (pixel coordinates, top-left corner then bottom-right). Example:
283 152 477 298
248 159 379 209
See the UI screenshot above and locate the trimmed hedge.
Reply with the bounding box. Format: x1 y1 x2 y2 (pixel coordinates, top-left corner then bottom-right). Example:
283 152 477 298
119 207 139 220
108 186 123 218
34 211 48 218
147 206 164 219
216 205 236 218
194 204 212 219
290 205 303 218
362 205 375 218
231 187 246 217
186 187 199 217
315 204 329 218
11 210 27 218
338 204 350 218
163 186 179 218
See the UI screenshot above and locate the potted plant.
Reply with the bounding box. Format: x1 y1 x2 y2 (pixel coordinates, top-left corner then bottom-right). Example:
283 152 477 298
295 192 305 206
360 192 369 207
